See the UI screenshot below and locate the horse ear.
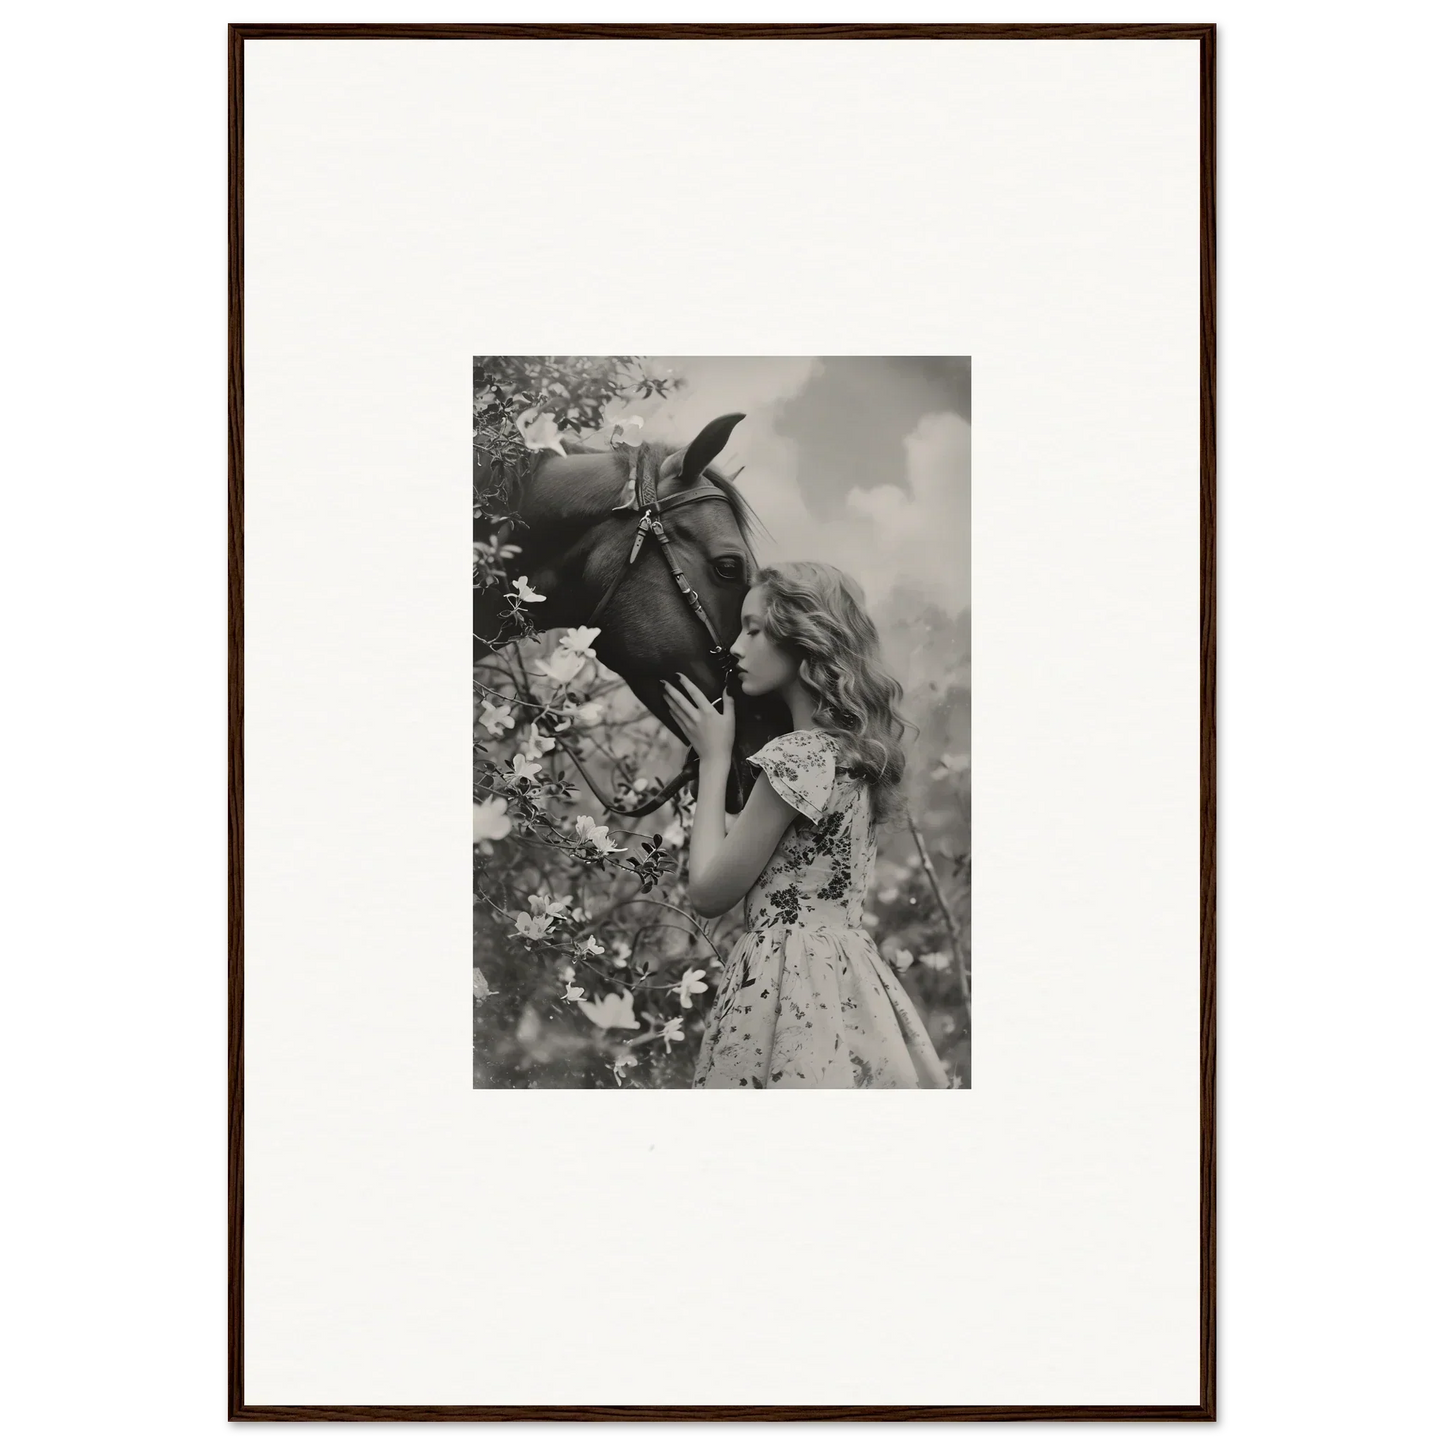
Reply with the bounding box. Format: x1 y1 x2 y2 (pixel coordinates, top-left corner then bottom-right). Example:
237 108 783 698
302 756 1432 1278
676 413 746 488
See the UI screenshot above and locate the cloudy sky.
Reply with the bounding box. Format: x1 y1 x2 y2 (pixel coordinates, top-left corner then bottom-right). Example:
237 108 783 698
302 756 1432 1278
622 357 971 619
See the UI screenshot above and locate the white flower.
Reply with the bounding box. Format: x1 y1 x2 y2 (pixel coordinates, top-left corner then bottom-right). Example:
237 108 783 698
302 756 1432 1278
659 1016 686 1052
576 935 606 959
578 989 640 1031
661 817 687 850
507 754 542 784
610 939 632 967
515 409 568 456
921 951 951 972
513 911 553 941
477 700 515 737
527 891 572 919
507 575 547 604
862 910 880 929
520 723 557 761
490 533 522 561
563 984 586 1003
534 646 586 686
557 626 601 658
877 885 899 905
472 797 513 846
891 948 915 972
570 906 589 924
674 967 709 1010
574 816 625 855
572 700 606 729
558 964 575 984
609 415 645 448
472 967 491 1002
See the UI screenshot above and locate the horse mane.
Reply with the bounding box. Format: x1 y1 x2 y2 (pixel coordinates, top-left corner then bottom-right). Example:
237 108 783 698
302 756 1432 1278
557 435 764 557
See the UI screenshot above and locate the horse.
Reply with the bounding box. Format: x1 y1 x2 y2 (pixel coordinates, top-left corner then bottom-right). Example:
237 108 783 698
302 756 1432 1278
474 413 789 813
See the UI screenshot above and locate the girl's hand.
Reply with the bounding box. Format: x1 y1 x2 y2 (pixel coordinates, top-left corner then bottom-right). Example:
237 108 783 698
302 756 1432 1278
661 675 735 764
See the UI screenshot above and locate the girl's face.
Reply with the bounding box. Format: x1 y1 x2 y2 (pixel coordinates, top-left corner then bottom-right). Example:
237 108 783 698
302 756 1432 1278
730 586 800 697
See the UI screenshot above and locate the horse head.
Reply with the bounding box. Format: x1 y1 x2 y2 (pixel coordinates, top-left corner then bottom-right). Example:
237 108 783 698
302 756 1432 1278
478 414 788 812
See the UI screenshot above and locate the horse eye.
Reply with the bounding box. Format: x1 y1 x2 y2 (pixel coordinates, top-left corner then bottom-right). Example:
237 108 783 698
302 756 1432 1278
712 556 744 582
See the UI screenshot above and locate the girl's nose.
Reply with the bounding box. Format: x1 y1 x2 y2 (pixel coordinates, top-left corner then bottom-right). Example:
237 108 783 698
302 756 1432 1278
729 637 745 659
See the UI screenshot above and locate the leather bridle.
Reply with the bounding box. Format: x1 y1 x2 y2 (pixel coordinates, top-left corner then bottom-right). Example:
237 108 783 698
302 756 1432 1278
586 443 738 680
572 442 744 817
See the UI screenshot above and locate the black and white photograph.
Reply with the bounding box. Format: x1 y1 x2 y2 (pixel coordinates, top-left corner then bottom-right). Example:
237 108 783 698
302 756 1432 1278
473 357 971 1088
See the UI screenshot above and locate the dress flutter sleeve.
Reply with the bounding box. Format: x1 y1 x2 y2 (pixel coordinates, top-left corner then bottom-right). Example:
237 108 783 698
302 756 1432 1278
748 732 836 824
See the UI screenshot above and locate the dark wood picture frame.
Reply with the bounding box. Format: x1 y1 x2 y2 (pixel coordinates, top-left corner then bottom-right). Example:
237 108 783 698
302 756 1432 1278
228 21 1216 1422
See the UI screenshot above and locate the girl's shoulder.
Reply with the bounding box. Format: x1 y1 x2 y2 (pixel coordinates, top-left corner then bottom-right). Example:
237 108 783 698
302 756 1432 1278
747 730 839 824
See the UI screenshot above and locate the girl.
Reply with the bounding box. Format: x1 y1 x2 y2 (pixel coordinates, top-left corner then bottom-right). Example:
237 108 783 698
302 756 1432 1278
662 561 949 1089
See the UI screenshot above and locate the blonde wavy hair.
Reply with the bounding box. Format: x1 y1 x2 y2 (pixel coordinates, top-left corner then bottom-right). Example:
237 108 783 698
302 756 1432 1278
753 561 908 826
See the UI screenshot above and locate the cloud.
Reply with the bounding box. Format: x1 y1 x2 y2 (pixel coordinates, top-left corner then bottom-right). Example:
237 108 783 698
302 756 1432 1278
616 359 969 619
635 356 820 461
843 411 971 615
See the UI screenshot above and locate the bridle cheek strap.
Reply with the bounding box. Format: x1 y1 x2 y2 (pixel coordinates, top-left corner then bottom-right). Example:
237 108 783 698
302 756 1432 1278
575 445 744 815
586 458 736 677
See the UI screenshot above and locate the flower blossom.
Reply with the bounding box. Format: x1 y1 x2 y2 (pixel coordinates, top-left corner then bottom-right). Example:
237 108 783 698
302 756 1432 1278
572 700 606 729
507 755 543 784
534 646 586 686
477 700 515 737
527 891 572 919
658 1017 686 1052
674 968 709 1010
507 575 546 604
472 797 512 848
563 984 586 1003
515 410 568 456
609 415 645 449
557 626 601 659
891 948 915 972
520 723 557 761
575 935 606 959
574 816 625 855
921 951 951 972
578 989 640 1031
513 911 553 941
661 818 687 850
472 968 491 1002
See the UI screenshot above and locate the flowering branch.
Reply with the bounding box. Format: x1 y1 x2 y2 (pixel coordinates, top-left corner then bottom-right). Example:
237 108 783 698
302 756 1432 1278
905 808 970 1015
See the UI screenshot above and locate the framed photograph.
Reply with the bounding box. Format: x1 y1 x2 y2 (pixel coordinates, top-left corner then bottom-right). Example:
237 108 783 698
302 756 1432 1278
231 23 1215 1420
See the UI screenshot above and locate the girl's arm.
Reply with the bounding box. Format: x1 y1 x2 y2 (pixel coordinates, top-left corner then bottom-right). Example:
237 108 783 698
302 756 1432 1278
661 677 800 919
688 758 798 918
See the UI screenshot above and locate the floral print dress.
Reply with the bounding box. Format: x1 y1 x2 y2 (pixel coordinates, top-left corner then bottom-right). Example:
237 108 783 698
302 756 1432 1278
693 730 949 1089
